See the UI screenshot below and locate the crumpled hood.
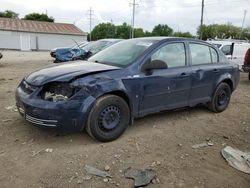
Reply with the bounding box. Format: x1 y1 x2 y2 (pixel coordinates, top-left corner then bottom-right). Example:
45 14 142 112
25 61 120 86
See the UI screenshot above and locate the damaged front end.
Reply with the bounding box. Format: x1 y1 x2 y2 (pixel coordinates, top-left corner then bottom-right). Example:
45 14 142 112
40 82 81 102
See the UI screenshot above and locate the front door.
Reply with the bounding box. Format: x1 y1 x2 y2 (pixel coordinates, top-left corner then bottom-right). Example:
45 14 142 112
139 42 192 116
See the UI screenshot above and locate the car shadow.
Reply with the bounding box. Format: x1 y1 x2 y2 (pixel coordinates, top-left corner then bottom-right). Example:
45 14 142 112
17 105 211 145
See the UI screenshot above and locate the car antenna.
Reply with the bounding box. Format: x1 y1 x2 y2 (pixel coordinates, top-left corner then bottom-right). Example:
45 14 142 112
72 39 80 49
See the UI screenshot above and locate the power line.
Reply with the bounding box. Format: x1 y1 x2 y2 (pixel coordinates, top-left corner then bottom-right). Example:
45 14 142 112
240 9 247 39
87 7 94 41
129 0 139 38
200 0 205 39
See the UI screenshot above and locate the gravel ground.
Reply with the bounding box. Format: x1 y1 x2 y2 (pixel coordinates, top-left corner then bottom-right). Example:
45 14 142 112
0 51 249 188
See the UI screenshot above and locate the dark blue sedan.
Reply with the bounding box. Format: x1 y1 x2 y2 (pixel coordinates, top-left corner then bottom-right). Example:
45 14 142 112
16 37 240 142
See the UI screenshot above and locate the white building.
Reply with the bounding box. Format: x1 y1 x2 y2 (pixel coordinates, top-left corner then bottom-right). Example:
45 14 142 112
0 18 87 51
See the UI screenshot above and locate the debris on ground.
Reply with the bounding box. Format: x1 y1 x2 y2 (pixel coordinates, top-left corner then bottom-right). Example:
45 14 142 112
192 142 214 149
45 148 53 153
124 167 156 187
221 146 250 174
152 177 160 184
82 175 92 181
104 165 110 171
69 176 76 183
5 105 17 112
31 148 53 157
2 119 12 122
223 135 230 140
103 178 109 183
150 161 161 167
84 164 111 178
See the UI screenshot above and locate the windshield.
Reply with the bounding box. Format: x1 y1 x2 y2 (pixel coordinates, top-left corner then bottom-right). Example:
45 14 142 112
84 41 112 54
88 39 156 67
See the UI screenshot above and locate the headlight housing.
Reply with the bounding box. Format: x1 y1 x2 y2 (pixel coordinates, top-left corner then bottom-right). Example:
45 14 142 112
40 82 81 102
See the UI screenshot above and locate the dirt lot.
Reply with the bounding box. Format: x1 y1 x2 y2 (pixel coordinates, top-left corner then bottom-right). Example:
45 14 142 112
0 51 249 188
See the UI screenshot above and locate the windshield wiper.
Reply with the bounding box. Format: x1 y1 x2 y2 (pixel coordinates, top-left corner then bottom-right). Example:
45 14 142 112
94 60 107 64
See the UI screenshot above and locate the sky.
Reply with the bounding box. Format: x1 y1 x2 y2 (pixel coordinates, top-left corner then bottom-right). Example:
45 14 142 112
1 0 250 35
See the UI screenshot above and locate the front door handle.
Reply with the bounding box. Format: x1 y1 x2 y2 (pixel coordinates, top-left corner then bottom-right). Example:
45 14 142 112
213 69 220 73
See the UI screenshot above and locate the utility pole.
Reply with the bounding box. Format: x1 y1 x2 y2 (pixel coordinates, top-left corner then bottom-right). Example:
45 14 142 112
87 7 94 41
199 0 204 40
130 0 139 38
240 10 247 39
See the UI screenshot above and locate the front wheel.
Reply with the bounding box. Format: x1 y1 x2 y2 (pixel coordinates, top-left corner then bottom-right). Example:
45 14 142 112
86 95 130 142
207 83 231 113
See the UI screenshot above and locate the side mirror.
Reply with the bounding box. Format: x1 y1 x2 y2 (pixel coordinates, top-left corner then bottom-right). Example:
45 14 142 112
141 58 168 72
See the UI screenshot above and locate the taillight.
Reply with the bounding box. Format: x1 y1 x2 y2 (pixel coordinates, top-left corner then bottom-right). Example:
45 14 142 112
244 48 250 65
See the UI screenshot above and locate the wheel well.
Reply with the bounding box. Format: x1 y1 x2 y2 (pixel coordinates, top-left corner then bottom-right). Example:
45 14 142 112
221 79 233 91
106 90 130 107
104 90 133 124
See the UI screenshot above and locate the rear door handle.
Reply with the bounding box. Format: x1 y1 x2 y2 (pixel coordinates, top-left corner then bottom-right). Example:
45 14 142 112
213 68 220 73
180 72 189 78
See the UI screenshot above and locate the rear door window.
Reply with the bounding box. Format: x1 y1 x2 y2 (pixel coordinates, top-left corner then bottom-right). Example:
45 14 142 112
190 43 212 65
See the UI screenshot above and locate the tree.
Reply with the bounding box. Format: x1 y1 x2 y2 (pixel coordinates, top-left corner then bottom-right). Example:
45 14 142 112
151 24 173 36
23 13 54 22
0 10 19 19
115 23 132 39
173 32 193 38
242 27 250 40
134 28 145 38
91 23 116 40
196 23 250 40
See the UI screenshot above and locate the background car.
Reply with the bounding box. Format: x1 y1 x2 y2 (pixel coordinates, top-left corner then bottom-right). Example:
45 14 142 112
51 42 89 63
50 42 88 58
208 39 250 69
242 48 250 80
53 39 123 63
16 37 239 142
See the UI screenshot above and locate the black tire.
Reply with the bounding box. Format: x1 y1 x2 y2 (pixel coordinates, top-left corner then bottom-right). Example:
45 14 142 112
248 72 250 80
86 95 130 142
53 59 60 63
208 83 231 113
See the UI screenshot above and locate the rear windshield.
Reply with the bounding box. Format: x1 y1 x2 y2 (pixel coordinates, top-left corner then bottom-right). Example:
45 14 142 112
212 43 222 48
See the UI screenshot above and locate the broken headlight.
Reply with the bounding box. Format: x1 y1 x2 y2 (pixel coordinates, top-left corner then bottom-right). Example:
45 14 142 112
40 82 81 102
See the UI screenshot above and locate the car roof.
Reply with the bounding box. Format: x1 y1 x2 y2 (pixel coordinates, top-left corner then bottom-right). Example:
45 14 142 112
98 39 124 42
122 36 211 45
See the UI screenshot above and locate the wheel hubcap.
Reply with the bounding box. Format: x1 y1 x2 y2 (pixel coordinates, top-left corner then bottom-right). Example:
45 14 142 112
218 90 228 106
99 106 120 130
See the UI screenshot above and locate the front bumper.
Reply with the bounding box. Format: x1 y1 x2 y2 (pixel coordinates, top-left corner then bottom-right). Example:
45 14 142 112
242 65 250 72
15 85 94 133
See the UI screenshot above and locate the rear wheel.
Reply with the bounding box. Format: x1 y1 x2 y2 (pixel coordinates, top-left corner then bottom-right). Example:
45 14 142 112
208 83 231 113
86 95 130 142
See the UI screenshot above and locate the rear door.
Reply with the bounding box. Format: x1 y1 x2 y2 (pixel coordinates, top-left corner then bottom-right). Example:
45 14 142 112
139 42 192 115
188 42 222 105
